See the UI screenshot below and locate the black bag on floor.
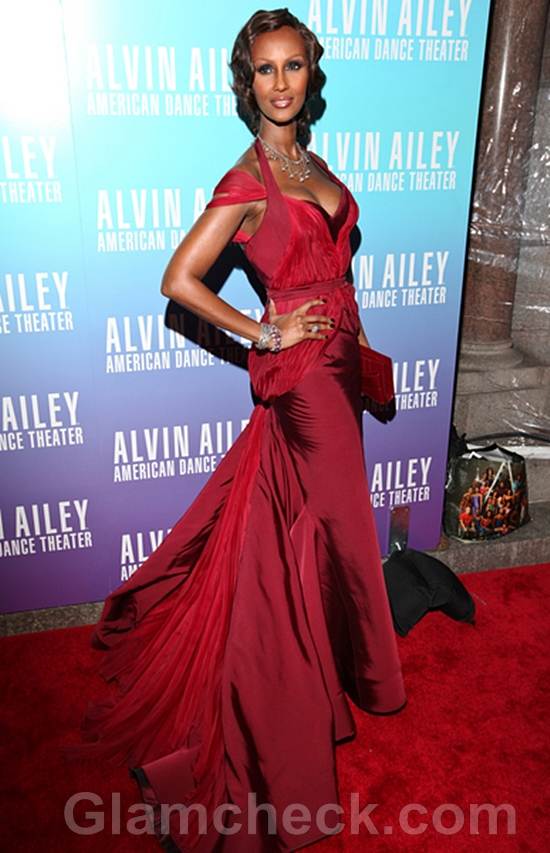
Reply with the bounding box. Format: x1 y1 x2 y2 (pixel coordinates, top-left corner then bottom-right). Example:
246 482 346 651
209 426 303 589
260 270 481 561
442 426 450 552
383 547 476 637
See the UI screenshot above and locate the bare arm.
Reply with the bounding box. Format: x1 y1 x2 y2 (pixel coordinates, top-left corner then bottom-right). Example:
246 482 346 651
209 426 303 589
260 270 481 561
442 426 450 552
161 193 332 350
161 197 264 345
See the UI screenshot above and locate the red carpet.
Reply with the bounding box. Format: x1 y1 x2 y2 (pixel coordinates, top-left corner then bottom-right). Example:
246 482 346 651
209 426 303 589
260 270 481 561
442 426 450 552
1 562 549 852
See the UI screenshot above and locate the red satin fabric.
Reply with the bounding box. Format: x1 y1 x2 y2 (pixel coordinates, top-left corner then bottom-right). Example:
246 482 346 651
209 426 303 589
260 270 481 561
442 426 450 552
63 138 407 852
207 139 362 403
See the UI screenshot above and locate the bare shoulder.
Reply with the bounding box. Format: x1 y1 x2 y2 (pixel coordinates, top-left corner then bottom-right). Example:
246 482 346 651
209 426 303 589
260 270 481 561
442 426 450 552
308 148 328 170
232 143 263 183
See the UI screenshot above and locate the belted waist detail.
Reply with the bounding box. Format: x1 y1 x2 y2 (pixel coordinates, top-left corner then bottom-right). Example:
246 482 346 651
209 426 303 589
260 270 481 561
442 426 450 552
266 276 351 302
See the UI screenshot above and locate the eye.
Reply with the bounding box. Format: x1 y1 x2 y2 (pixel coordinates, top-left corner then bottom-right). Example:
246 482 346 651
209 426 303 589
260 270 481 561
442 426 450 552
255 60 305 74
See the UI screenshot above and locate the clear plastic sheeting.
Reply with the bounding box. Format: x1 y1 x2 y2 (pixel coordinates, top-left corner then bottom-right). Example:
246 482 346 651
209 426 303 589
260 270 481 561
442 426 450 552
456 6 550 466
467 12 550 270
468 95 550 264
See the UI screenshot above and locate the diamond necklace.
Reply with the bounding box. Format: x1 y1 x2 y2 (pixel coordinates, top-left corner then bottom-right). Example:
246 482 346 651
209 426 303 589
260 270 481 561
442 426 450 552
257 134 311 182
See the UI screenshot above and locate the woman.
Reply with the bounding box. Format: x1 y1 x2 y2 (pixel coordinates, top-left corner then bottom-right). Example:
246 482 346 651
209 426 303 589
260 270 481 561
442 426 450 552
64 9 407 852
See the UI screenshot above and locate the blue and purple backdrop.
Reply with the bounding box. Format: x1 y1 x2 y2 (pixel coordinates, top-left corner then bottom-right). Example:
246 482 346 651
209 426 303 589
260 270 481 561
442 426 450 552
1 0 491 612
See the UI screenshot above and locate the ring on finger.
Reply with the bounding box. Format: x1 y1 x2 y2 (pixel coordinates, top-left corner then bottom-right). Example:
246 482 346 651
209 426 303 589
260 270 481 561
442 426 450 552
311 323 320 333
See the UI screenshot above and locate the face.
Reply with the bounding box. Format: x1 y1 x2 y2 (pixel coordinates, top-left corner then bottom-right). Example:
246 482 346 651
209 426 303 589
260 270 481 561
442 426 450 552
251 25 309 125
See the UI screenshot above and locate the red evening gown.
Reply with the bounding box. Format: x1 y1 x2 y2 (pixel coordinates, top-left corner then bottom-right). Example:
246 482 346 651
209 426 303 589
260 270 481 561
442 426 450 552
63 137 407 852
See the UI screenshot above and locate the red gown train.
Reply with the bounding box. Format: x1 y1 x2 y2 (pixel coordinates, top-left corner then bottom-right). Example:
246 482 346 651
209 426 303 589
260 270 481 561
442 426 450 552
63 137 407 852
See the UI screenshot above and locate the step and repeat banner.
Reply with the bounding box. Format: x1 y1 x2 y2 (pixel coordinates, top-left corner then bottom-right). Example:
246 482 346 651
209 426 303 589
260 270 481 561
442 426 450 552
1 0 491 612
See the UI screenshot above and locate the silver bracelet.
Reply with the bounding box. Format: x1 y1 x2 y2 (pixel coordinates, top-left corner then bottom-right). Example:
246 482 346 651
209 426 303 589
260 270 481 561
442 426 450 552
255 322 282 353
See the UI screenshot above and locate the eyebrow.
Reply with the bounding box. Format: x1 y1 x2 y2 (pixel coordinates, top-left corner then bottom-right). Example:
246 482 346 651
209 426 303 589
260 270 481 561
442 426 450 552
254 54 306 62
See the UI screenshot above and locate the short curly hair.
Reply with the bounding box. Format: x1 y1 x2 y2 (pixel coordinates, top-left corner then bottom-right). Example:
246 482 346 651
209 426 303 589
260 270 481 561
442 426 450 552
229 7 325 146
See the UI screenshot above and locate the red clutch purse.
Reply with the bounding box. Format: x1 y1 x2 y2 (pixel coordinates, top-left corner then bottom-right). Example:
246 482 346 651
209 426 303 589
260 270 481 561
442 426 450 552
359 344 395 405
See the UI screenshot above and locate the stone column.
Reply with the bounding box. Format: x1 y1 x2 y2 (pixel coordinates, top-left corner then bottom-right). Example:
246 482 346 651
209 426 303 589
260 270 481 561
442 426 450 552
459 0 550 370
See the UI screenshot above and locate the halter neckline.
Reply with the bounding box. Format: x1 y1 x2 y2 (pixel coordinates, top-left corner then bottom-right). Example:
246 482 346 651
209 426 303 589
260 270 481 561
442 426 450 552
253 137 346 223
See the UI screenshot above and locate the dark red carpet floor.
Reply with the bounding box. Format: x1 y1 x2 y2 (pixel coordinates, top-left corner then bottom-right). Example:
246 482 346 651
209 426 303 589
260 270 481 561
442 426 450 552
1 562 549 852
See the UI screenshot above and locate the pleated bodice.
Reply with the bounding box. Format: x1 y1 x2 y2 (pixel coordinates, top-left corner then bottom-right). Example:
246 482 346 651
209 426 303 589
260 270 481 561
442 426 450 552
205 138 362 402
